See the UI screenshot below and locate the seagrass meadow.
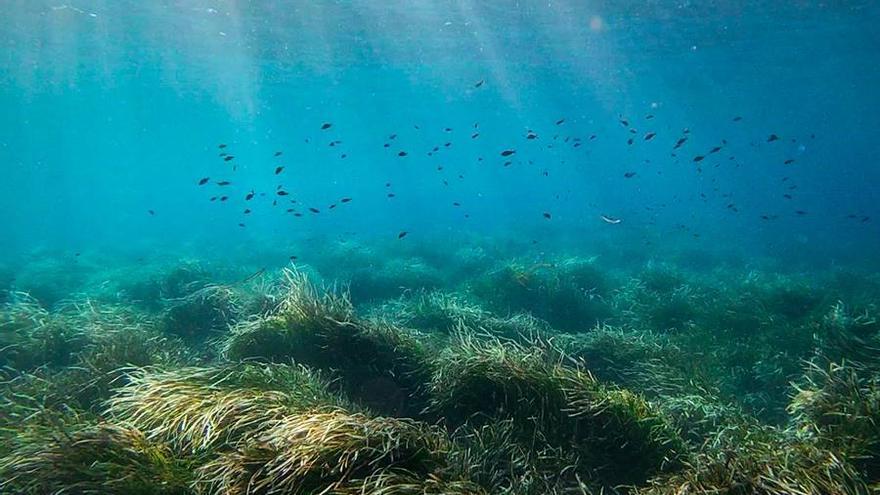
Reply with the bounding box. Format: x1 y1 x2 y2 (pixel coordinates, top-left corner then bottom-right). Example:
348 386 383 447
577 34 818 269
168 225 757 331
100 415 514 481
2 1 880 494
0 239 878 494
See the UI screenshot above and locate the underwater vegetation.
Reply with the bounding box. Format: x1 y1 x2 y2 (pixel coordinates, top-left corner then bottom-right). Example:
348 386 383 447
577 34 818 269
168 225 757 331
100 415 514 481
0 246 879 494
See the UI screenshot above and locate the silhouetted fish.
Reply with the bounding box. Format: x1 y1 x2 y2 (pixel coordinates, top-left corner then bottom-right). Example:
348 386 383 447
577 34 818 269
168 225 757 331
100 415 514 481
767 134 780 142
218 144 227 149
500 149 516 157
644 132 656 141
398 231 408 239
217 181 232 186
543 212 551 219
624 172 637 178
274 151 283 157
224 156 234 161
198 177 210 185
275 166 284 175
474 79 484 88
321 123 332 130
555 118 565 125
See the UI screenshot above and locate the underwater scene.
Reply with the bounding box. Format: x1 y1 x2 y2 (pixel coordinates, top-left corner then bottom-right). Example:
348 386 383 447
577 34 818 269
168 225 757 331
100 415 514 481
1 1 880 493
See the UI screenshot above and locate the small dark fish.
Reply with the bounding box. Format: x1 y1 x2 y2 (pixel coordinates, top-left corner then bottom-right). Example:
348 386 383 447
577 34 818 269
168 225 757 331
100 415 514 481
239 223 246 228
198 177 210 185
244 209 251 214
224 156 235 161
767 134 780 142
474 79 484 88
210 196 217 202
218 144 227 149
503 161 512 167
784 159 795 165
398 151 408 157
340 197 352 203
321 123 332 130
217 181 232 186
289 255 298 261
328 204 337 209
619 118 629 127
646 114 654 120
673 137 688 149
624 172 637 178
526 132 538 140
784 194 793 199
543 212 552 219
444 127 453 132
555 118 565 125
795 210 808 215
709 146 722 154
220 196 229 202
627 138 634 145
733 116 743 121
389 133 397 140
309 207 320 213
398 231 408 239
245 191 255 201
500 149 516 157
275 166 284 175
452 202 461 207
693 155 705 162
387 193 396 198
444 142 452 147
277 190 289 196
383 143 390 148
644 132 656 141
274 151 283 157
148 209 155 216
472 133 480 139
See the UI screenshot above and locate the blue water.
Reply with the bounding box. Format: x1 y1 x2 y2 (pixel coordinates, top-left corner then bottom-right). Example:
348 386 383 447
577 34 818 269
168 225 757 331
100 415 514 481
1 1 878 263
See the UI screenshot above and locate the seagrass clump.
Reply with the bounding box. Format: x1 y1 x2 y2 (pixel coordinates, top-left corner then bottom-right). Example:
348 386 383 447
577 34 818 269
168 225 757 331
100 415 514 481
789 358 880 480
107 363 345 454
161 285 240 344
636 422 869 495
429 333 685 486
0 422 194 495
195 408 451 495
222 269 434 417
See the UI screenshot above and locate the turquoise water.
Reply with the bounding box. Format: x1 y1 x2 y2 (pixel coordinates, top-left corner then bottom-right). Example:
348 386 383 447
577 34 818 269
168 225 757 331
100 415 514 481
1 1 878 262
2 2 880 494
